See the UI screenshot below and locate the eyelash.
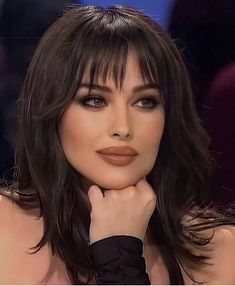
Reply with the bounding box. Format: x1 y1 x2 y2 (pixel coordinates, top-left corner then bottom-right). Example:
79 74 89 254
77 95 160 109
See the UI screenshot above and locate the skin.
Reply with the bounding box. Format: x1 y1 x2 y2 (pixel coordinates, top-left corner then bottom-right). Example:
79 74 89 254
1 193 235 284
59 52 165 191
59 52 165 243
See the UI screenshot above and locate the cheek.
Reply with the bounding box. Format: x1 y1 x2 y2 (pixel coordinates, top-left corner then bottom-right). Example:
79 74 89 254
140 114 165 170
59 106 91 157
59 105 106 170
140 114 165 151
128 115 163 175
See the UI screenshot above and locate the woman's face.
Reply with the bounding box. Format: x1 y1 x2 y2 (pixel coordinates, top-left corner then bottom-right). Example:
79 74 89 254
59 53 165 190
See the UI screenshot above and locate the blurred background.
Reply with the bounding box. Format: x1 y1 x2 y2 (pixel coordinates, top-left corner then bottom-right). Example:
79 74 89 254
0 0 234 206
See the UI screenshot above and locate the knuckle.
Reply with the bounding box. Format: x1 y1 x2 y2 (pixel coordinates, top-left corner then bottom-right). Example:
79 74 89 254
126 187 136 197
88 185 97 196
145 190 156 203
108 189 119 200
146 195 157 209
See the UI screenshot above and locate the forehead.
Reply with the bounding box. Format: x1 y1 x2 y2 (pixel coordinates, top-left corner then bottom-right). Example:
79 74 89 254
81 52 148 90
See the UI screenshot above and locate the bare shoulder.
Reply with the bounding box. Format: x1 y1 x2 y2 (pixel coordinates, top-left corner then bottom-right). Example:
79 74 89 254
0 189 43 251
0 188 42 282
0 189 70 283
0 188 17 222
182 224 235 284
0 187 25 220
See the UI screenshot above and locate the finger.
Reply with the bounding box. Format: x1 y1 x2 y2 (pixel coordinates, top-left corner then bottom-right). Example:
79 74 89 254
87 185 104 205
135 177 151 190
135 177 152 193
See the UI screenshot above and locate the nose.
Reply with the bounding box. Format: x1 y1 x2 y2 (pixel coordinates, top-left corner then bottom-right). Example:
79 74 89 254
108 106 132 140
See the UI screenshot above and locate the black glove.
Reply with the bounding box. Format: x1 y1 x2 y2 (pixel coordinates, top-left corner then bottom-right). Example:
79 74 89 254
89 235 151 285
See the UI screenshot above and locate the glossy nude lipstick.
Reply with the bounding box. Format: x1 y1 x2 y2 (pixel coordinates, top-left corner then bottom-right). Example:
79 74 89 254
96 146 138 166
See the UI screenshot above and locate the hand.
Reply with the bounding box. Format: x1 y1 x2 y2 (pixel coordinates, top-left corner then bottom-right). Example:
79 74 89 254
88 178 156 244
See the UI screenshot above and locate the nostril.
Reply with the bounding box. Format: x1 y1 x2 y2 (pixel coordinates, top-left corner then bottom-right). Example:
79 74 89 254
112 132 130 138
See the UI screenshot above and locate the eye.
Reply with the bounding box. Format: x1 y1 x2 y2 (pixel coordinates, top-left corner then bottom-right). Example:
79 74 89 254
135 97 160 109
78 96 107 108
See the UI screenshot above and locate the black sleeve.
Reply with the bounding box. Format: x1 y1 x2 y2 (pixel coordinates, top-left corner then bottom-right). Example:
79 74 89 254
89 235 151 285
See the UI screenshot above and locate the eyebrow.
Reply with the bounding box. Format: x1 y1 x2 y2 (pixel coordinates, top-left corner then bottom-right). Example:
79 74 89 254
133 83 159 93
79 83 159 93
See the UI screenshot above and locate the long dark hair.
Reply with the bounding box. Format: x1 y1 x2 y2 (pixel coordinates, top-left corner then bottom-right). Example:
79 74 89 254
3 5 234 284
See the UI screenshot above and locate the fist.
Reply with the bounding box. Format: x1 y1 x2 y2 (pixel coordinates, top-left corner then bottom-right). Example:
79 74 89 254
88 178 156 244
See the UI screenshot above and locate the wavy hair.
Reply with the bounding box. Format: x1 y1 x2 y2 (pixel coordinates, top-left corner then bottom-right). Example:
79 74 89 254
4 5 234 284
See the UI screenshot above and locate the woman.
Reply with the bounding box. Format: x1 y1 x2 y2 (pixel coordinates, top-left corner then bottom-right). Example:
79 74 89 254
0 5 235 284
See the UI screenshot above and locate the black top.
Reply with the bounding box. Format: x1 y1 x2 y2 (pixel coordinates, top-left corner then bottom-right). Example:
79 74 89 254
89 235 151 285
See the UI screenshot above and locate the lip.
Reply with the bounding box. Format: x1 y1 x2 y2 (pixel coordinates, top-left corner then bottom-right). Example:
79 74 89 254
97 153 137 166
96 146 138 166
96 146 138 156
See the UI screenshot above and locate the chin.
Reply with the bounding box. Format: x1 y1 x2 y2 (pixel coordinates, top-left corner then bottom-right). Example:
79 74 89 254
93 176 143 190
